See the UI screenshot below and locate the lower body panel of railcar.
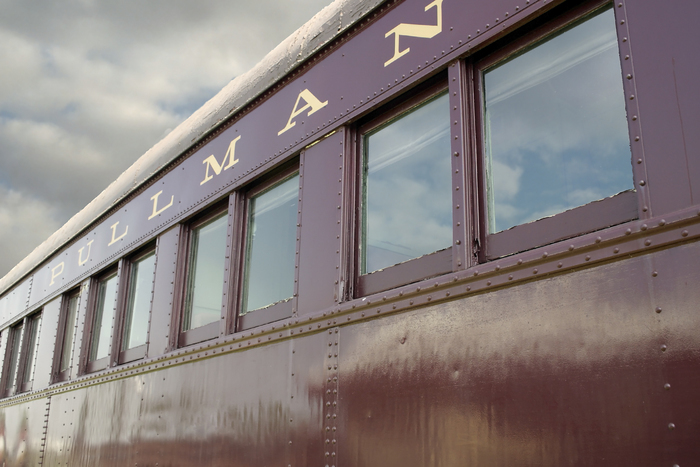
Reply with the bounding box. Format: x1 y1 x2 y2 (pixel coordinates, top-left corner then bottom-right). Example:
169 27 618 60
1 239 699 466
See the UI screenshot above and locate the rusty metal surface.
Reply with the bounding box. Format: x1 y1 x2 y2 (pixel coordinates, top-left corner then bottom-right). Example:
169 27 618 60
336 240 700 466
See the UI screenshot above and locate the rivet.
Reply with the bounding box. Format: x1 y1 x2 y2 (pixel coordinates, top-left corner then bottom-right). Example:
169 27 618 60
664 383 671 390
532 269 538 274
456 240 461 245
668 423 675 430
542 252 548 258
635 136 640 142
517 259 523 265
595 237 602 243
613 248 619 254
486 281 491 286
632 115 638 121
652 271 658 277
661 344 667 352
626 74 632 79
629 94 634 99
645 239 652 246
620 20 625 24
568 245 575 251
585 255 591 261
467 286 471 291
409 300 414 305
655 307 662 314
557 262 563 268
641 224 648 231
639 180 646 186
637 158 643 164
681 230 689 237
508 275 513 280
625 228 632 235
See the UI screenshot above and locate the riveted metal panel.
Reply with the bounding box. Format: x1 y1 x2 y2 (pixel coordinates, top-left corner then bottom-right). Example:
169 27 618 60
0 279 32 328
624 0 700 215
297 131 346 314
0 397 48 465
336 242 700 465
31 295 61 391
147 226 180 358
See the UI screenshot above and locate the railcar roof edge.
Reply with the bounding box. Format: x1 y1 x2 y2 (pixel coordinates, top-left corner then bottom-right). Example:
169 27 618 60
0 0 388 297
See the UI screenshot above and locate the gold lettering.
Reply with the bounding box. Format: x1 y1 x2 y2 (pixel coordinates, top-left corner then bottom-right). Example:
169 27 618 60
148 190 174 220
278 89 328 136
200 136 242 185
108 222 129 246
384 0 443 67
78 240 94 266
50 262 65 286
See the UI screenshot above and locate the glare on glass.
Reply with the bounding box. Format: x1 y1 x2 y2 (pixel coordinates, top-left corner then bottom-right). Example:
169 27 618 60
122 251 156 351
483 7 633 233
60 294 79 373
22 314 41 384
242 174 299 313
89 272 118 362
4 324 23 391
183 213 227 331
362 92 452 274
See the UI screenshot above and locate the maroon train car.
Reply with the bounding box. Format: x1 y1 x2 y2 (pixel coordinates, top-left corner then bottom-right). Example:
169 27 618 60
0 0 698 465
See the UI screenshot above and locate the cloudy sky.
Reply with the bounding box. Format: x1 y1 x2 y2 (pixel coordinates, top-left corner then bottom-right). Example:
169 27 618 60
0 0 334 278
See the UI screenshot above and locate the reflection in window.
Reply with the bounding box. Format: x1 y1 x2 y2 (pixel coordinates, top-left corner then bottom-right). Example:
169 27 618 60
362 92 452 274
242 174 299 313
183 213 227 330
483 7 632 233
21 314 41 387
59 292 79 374
4 323 23 393
122 251 156 351
89 272 118 362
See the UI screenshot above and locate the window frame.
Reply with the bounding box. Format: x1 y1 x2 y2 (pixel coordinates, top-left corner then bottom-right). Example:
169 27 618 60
472 0 639 261
113 243 157 365
234 162 300 332
83 266 120 374
175 202 232 348
53 287 81 383
353 76 458 297
2 310 42 397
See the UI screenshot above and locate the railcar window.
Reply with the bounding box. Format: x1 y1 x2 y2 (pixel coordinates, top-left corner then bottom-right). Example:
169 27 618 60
54 288 80 382
242 173 299 314
361 92 452 273
120 248 156 362
19 313 41 392
478 4 636 258
2 323 23 396
87 270 118 371
2 311 42 396
183 212 227 331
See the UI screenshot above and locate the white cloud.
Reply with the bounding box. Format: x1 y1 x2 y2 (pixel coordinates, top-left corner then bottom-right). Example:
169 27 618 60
0 0 334 278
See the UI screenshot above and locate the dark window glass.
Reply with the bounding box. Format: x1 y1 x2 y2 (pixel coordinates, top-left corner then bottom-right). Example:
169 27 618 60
122 251 156 351
361 92 452 274
482 6 632 233
4 324 23 393
89 272 118 362
21 314 41 386
242 174 299 313
59 292 80 374
183 212 227 331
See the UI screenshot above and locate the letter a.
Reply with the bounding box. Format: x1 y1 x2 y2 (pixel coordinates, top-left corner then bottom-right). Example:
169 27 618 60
278 89 328 136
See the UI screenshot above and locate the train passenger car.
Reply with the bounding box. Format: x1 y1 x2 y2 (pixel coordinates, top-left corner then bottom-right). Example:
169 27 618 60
0 0 698 464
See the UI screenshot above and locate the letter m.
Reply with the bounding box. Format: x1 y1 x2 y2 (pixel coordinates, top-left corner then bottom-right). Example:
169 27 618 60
200 135 242 185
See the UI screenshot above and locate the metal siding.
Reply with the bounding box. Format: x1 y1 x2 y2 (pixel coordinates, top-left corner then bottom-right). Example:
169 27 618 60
0 397 48 465
625 0 700 215
148 226 180 358
31 295 61 391
336 241 700 465
297 131 346 314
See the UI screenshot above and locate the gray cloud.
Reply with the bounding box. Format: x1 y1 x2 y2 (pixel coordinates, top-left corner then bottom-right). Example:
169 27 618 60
0 0 334 277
